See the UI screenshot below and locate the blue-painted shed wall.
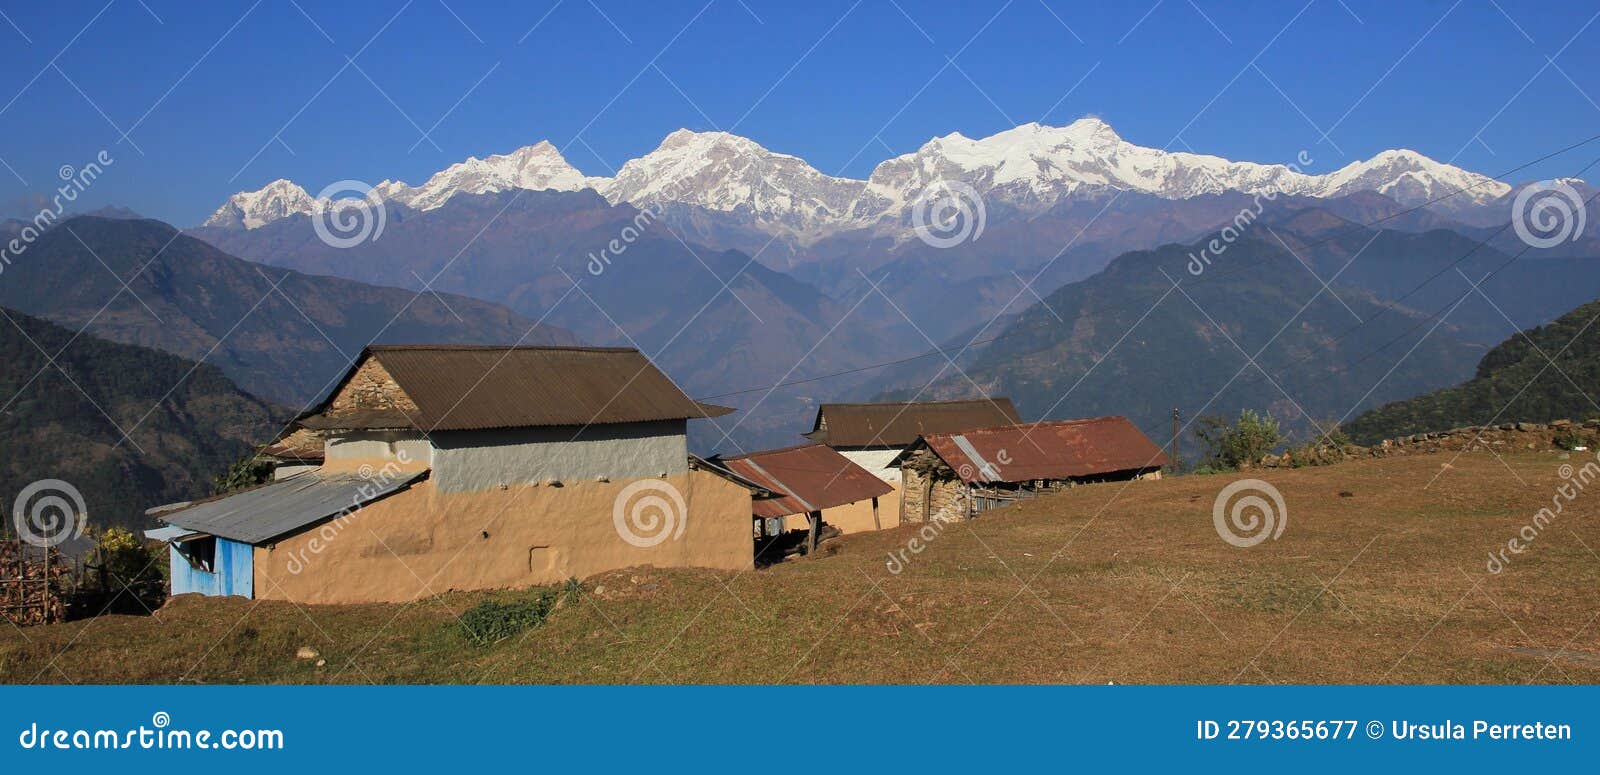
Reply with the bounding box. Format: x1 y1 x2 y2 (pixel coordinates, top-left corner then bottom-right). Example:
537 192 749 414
169 538 254 598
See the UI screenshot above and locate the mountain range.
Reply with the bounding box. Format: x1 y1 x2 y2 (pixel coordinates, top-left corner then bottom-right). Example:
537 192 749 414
204 117 1537 268
185 120 1600 451
0 306 284 535
0 216 577 408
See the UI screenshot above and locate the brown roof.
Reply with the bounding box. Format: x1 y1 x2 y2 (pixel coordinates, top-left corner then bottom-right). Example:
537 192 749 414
803 398 1022 447
300 345 733 432
898 416 1170 485
717 444 893 519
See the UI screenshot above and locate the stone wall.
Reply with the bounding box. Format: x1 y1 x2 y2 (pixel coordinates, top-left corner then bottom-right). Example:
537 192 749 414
1256 419 1600 469
900 465 969 523
1362 420 1599 458
327 356 418 416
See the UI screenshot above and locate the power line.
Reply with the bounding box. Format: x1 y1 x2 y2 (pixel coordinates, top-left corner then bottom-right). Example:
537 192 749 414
696 129 1600 402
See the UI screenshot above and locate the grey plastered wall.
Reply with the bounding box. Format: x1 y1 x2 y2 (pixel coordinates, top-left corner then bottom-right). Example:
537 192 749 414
430 420 688 493
324 430 435 467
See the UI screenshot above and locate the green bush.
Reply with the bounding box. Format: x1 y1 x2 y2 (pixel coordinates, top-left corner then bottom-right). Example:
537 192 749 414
460 580 579 645
87 526 167 612
1554 428 1586 451
1195 409 1285 469
211 454 275 495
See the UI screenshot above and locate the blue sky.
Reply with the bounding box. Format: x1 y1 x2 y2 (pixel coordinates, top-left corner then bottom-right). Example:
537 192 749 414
1 0 1597 225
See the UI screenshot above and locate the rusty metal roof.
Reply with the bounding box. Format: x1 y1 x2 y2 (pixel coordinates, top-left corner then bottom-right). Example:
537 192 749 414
300 345 733 431
717 444 893 519
900 416 1170 485
803 398 1021 447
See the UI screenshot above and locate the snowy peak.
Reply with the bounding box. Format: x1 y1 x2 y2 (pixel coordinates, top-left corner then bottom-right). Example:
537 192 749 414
1315 149 1511 207
599 129 865 241
202 179 316 229
382 141 595 211
208 143 593 229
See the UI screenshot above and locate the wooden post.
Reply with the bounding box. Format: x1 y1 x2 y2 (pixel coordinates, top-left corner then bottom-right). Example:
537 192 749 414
921 475 932 523
871 497 881 531
806 511 821 554
1172 407 1181 472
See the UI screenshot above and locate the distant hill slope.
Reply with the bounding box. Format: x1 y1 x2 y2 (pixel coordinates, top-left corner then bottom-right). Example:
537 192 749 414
1264 208 1600 347
1346 297 1600 443
0 216 577 408
885 235 1481 447
0 307 284 535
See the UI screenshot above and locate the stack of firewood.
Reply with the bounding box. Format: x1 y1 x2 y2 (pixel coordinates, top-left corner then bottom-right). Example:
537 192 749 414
0 539 74 626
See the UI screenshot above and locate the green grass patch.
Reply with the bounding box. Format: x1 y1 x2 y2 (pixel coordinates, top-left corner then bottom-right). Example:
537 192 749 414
459 580 580 645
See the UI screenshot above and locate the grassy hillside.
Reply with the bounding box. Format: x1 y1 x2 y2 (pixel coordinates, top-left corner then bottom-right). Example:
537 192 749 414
0 307 284 535
3 452 1595 684
1347 297 1600 443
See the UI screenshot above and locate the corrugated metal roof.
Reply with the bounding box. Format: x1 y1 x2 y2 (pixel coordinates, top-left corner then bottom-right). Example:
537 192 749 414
144 525 196 542
687 455 777 498
718 444 893 519
803 398 1021 447
300 345 733 431
903 417 1170 484
159 469 429 544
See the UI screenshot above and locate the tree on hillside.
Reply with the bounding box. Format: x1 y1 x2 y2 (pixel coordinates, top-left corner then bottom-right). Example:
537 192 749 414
1195 409 1284 470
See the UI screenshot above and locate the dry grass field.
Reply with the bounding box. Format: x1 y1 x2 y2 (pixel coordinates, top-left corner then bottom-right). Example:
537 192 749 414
3 450 1598 684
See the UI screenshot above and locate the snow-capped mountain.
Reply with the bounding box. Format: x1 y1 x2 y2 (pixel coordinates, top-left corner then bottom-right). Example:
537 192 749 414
202 179 318 229
376 141 597 211
858 119 1511 224
597 129 863 243
1312 148 1512 213
204 117 1529 240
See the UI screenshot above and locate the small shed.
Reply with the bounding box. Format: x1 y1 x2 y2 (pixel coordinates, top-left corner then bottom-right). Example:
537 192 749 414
801 398 1021 530
892 416 1169 522
147 469 428 597
714 444 893 553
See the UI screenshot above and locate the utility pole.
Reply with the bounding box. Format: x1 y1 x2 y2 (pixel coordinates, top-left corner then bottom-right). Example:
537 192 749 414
1172 408 1181 473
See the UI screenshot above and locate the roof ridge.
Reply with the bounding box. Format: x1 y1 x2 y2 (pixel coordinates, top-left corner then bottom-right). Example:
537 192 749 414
821 397 1015 409
367 344 637 353
930 416 1128 438
718 441 824 460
